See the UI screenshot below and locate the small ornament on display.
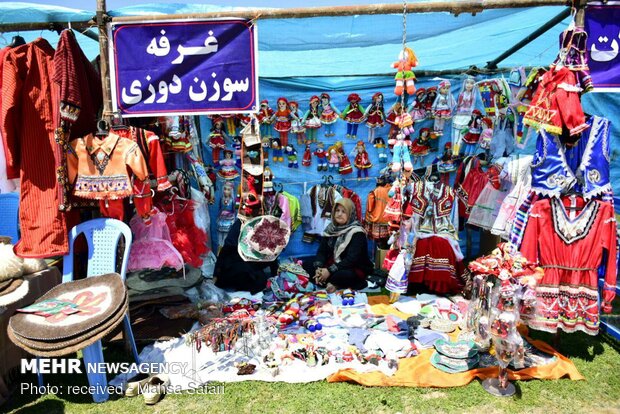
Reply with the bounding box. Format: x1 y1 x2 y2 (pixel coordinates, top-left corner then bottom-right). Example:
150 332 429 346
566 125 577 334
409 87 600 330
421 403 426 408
302 95 322 143
341 93 365 139
352 141 372 180
432 80 456 137
328 147 340 173
302 318 323 332
373 137 388 163
302 145 312 167
341 289 355 306
365 92 385 143
289 101 306 145
285 145 299 168
334 141 353 175
208 116 228 166
410 127 432 166
232 136 242 169
313 142 328 171
258 100 275 139
319 93 340 137
216 181 236 248
392 46 418 96
263 167 274 195
272 97 292 147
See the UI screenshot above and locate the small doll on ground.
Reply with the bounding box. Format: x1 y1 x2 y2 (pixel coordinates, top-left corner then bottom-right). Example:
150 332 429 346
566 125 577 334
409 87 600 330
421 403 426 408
289 100 306 145
271 138 284 163
217 149 239 180
364 92 385 143
314 142 328 171
285 144 299 168
462 109 484 156
208 116 228 165
257 100 274 139
373 137 388 163
408 88 427 123
272 97 292 147
432 80 456 137
352 141 373 180
392 46 418 96
216 181 236 248
452 76 477 155
341 93 365 139
319 93 340 137
302 145 312 167
410 127 432 166
302 95 322 143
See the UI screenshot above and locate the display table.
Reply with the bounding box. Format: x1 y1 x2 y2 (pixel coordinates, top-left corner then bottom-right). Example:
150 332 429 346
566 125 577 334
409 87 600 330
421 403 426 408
0 267 61 405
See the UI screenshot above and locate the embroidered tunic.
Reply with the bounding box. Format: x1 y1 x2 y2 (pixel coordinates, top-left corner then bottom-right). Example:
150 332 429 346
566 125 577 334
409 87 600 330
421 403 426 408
521 198 617 335
68 133 152 219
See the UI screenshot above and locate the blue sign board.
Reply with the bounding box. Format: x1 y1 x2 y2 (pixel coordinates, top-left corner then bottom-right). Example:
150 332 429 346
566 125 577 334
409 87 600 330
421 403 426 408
585 5 620 92
110 19 258 116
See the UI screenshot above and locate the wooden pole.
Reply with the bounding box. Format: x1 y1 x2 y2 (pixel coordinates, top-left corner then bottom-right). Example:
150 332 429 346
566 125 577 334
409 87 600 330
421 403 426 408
109 0 568 23
96 0 113 123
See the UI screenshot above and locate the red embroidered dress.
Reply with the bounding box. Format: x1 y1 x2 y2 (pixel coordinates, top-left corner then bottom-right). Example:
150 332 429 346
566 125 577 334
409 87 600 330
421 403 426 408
520 198 617 335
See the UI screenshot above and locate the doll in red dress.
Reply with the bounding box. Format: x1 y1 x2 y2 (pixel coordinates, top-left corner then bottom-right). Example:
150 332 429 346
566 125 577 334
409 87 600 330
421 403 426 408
341 93 365 140
302 144 312 167
302 95 322 143
365 92 385 143
208 116 228 166
410 127 431 166
353 141 372 179
272 97 292 147
334 141 353 175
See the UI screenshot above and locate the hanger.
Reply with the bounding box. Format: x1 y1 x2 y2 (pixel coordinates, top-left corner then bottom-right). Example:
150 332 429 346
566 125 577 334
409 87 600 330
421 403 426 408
95 119 109 137
8 35 26 48
321 175 334 187
273 182 283 193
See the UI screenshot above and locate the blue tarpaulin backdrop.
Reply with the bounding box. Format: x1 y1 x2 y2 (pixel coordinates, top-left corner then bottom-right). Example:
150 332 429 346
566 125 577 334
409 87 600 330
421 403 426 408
1 2 618 258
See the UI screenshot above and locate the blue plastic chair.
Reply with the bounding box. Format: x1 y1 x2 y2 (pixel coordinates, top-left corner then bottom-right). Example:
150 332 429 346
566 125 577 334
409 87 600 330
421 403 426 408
0 192 19 243
37 218 140 402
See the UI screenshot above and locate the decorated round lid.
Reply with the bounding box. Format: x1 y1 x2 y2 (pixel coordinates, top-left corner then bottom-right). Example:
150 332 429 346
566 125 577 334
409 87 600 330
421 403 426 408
238 215 291 262
10 273 126 341
434 338 479 359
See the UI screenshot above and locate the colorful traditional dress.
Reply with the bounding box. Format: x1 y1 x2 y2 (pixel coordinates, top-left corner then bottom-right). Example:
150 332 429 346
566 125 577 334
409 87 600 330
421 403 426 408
520 198 617 335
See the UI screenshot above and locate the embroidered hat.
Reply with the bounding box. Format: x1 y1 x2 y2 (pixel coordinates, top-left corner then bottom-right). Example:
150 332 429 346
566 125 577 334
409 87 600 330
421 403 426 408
434 338 479 359
309 95 320 103
260 99 268 105
372 92 383 101
0 279 29 307
430 351 480 373
347 93 361 103
438 80 451 89
9 273 126 341
289 100 299 109
320 92 331 100
238 215 291 262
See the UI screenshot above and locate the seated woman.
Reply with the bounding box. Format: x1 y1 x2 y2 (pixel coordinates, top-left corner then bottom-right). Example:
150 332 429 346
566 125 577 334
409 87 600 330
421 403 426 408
303 198 372 293
214 219 279 294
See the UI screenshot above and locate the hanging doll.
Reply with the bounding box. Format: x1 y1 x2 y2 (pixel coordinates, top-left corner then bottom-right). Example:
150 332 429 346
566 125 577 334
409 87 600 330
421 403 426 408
285 144 299 168
240 173 262 217
341 93 365 139
289 100 306 145
462 109 484 156
408 87 427 123
452 76 477 155
334 141 353 175
217 149 239 180
208 116 228 166
263 167 274 195
319 93 340 137
431 80 456 137
389 131 413 173
314 142 328 171
385 218 415 301
217 181 236 248
222 114 238 137
232 135 242 169
374 137 388 163
328 147 340 173
271 138 284 163
302 145 312 167
271 97 293 147
423 86 437 117
352 141 372 179
302 95 322 143
364 92 385 143
257 100 274 139
435 142 456 185
478 117 494 155
261 136 271 165
392 46 418 96
410 127 431 166
396 111 415 137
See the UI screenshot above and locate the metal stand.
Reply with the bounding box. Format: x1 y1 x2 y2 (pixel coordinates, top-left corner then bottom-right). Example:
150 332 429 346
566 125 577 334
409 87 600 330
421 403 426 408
482 377 516 397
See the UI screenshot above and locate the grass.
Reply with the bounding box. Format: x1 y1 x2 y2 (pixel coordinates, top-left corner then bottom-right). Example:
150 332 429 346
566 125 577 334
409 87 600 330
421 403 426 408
3 329 620 414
